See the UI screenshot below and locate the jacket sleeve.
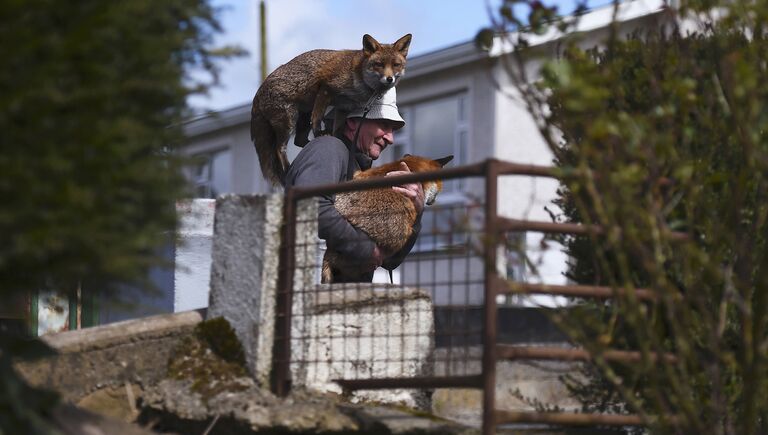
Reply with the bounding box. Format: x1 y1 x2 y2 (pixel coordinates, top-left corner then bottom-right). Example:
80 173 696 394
289 138 376 261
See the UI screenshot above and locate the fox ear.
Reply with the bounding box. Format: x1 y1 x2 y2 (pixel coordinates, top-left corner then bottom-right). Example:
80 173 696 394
435 155 454 167
394 33 412 57
403 153 412 158
363 34 382 55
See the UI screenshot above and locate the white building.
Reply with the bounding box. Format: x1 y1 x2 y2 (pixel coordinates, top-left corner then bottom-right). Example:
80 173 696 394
177 0 671 309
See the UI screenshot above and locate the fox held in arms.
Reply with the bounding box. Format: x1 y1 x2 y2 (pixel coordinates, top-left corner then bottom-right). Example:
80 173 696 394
251 34 412 185
323 154 453 283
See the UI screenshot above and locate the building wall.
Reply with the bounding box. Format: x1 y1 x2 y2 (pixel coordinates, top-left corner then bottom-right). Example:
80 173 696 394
181 122 269 196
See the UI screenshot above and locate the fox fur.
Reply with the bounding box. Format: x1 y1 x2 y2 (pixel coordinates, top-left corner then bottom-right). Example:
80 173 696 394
251 33 412 185
322 154 454 283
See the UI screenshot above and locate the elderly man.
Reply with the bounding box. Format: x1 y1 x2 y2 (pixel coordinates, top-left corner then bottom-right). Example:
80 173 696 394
285 89 423 282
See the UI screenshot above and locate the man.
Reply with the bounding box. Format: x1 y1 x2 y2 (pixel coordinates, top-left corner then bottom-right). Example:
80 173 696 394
284 88 423 282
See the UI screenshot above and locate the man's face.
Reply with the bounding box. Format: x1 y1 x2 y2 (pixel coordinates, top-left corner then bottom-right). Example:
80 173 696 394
346 118 395 160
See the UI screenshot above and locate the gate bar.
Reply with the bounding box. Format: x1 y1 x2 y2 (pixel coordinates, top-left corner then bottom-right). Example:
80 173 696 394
482 160 500 435
495 217 689 241
495 277 659 301
272 188 297 397
496 410 644 426
497 344 678 363
333 375 483 391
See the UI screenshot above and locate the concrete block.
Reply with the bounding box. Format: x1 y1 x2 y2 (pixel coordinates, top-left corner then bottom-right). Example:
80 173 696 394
16 311 202 402
207 194 283 387
291 284 435 407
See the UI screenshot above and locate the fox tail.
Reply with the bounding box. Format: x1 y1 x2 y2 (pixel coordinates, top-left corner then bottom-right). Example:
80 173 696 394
251 105 288 186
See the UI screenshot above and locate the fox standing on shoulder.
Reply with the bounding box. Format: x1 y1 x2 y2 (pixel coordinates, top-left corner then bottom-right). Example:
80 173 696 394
251 33 412 185
322 154 453 283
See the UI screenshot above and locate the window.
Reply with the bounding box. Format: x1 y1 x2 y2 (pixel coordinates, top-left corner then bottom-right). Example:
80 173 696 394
399 93 469 192
395 93 471 252
192 148 232 198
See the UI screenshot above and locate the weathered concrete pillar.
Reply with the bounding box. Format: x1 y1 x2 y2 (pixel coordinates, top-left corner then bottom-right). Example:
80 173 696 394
207 194 284 387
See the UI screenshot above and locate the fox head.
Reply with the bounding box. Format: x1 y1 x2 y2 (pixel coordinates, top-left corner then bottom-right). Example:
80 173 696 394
362 34 412 91
399 154 454 205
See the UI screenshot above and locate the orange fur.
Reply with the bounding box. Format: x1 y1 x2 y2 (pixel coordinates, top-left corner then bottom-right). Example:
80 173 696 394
322 154 453 283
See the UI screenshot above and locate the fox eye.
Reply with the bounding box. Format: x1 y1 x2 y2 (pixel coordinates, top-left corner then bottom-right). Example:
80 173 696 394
393 62 402 67
374 61 384 68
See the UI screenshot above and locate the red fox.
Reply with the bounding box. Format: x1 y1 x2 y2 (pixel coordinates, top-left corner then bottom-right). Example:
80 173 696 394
250 34 412 185
322 154 454 283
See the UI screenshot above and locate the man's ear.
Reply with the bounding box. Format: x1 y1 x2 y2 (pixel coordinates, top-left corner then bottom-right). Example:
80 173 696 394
435 155 454 167
344 117 361 137
345 118 356 129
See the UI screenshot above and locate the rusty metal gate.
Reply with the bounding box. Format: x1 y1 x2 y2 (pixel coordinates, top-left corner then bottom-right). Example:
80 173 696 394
273 158 677 434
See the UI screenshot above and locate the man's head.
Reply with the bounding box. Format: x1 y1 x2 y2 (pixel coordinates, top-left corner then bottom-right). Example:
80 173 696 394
344 87 405 160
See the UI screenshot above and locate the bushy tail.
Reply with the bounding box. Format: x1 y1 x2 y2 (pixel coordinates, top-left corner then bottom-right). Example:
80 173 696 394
251 105 287 186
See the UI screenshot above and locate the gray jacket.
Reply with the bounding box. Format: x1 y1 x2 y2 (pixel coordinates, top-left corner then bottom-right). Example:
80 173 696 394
284 135 421 271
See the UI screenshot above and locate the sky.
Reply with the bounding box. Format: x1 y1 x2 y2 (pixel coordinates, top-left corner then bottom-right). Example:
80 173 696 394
189 0 592 112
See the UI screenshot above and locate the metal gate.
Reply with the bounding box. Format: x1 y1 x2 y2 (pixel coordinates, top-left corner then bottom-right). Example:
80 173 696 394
273 158 678 434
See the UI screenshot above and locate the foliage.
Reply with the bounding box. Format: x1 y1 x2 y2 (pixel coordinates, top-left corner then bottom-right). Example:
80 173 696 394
0 1 241 433
481 0 768 434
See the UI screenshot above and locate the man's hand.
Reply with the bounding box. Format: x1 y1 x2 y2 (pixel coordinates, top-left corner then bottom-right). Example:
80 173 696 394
387 161 425 215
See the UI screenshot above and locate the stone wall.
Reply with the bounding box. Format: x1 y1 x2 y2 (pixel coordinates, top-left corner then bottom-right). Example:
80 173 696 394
16 310 202 402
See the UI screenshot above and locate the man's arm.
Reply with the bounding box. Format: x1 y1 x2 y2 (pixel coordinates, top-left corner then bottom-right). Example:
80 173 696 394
287 137 377 263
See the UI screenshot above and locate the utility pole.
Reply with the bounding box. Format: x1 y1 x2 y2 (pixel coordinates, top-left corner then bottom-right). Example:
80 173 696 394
259 0 268 82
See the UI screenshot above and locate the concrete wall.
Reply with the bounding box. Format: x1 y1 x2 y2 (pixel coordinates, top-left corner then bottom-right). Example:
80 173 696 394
17 311 203 402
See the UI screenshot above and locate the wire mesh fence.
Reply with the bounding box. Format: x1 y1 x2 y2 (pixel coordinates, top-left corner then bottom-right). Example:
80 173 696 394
273 162 492 401
272 159 678 434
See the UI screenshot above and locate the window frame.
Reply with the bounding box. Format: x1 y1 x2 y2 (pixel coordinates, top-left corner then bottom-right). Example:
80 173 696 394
190 146 232 199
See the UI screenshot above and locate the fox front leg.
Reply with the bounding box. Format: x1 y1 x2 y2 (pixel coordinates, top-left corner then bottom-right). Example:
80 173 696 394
332 108 349 137
311 88 332 137
294 111 311 147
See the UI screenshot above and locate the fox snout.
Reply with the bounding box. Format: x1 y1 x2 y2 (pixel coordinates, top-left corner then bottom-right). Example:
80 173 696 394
425 182 440 206
380 71 402 87
368 57 406 89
